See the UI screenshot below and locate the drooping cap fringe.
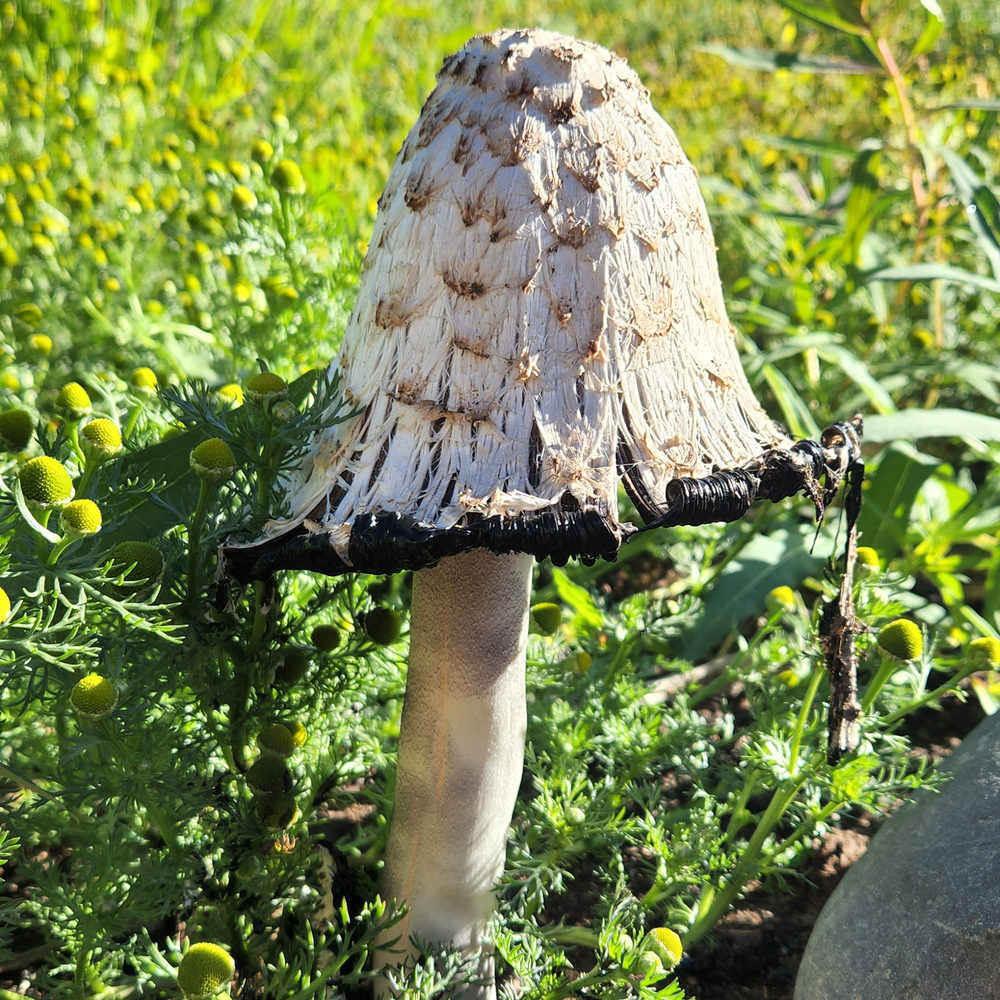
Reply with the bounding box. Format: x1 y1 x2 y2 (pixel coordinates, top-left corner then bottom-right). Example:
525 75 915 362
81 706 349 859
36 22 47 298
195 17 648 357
224 417 862 583
222 30 863 584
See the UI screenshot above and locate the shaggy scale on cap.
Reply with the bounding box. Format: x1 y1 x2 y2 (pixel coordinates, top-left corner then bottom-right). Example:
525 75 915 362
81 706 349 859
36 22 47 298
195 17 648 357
224 29 859 584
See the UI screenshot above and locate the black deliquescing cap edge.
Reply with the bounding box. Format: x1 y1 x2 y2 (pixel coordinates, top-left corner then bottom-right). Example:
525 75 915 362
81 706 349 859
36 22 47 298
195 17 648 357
218 503 624 587
218 415 863 588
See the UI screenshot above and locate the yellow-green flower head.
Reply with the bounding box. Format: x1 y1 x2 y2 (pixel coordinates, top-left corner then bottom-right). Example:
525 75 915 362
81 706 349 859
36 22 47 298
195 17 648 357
56 381 92 420
251 139 274 164
642 927 683 970
968 637 1000 670
190 438 236 486
161 422 186 441
257 723 296 757
283 720 307 748
273 647 308 686
28 333 53 355
270 400 297 424
531 602 562 636
311 623 340 651
254 792 300 830
14 303 42 327
0 585 10 624
71 674 117 719
216 383 244 408
365 607 401 645
564 805 585 825
856 546 880 580
59 498 102 538
765 586 796 615
270 158 306 195
81 418 123 463
19 456 74 509
245 371 288 407
877 619 923 661
107 541 164 593
246 755 293 794
176 943 235 1000
776 668 800 688
128 367 158 398
562 650 592 674
231 184 257 213
228 159 249 182
0 408 33 451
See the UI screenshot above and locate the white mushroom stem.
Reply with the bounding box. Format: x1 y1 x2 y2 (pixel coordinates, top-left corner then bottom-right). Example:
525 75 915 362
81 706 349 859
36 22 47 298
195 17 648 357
376 549 534 999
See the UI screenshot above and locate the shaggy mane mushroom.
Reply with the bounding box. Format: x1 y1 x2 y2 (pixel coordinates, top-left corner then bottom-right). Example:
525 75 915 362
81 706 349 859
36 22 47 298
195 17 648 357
222 28 862 1000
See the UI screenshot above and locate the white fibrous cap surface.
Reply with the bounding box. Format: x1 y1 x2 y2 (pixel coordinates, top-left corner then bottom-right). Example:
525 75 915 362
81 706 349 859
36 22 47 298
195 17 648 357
272 29 787 559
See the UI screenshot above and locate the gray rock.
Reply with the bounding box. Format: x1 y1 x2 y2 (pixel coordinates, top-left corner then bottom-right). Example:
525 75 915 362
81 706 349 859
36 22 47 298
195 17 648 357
795 710 1000 1000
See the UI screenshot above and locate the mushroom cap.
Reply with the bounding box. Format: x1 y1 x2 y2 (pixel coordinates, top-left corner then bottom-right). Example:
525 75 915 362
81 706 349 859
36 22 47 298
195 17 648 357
226 29 853 582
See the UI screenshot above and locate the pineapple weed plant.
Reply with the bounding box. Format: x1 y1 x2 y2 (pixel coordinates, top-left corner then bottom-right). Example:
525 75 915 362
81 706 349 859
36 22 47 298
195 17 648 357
2 0 1000 997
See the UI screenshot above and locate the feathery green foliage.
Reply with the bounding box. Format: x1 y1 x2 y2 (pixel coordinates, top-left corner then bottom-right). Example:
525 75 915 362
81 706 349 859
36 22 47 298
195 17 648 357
2 0 1000 996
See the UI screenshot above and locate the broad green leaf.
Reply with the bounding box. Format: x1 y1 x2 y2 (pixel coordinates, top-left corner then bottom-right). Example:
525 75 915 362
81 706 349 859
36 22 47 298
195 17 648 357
552 567 604 631
958 604 1000 641
729 299 798 333
865 409 1000 444
863 263 1000 294
737 328 821 438
856 443 941 557
910 8 943 60
932 473 1000 544
938 147 1000 279
844 142 883 266
696 43 879 74
761 364 821 438
680 523 827 660
974 111 999 151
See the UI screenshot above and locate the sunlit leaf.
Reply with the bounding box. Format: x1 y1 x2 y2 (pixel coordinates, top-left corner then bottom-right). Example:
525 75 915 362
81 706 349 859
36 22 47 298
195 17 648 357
857 444 941 557
844 141 883 267
815 344 896 414
938 147 1000 279
863 263 1000 294
552 568 604 631
910 7 943 60
762 364 822 438
697 43 879 74
865 409 1000 444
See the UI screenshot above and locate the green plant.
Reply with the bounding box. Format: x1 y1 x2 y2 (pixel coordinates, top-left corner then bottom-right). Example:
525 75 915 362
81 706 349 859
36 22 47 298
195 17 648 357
1 0 998 997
